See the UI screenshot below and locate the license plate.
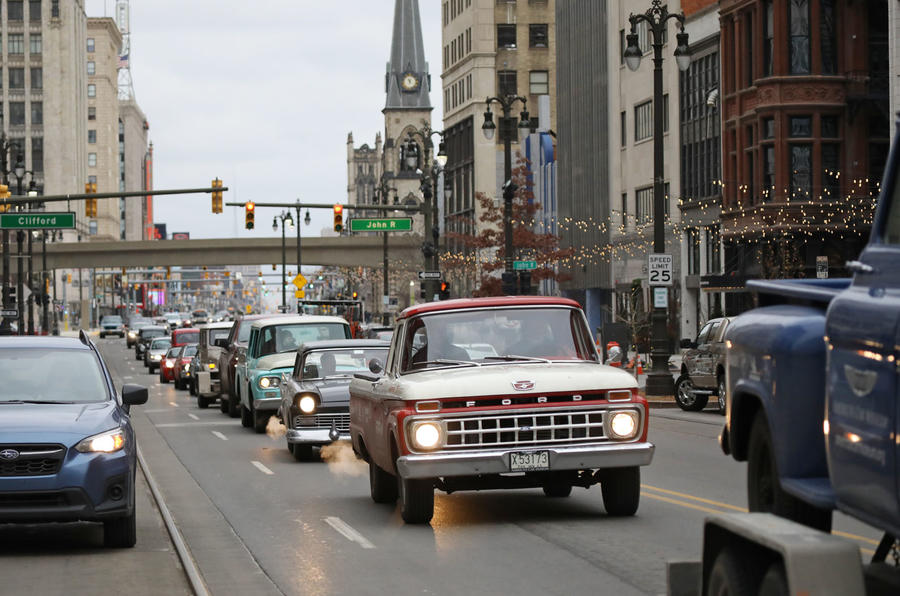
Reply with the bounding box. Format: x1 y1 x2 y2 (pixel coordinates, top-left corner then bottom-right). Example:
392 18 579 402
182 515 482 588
509 451 550 472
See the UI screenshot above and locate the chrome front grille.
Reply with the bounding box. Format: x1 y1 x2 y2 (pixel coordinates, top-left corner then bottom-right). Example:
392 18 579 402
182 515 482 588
441 408 606 449
293 413 350 432
0 444 66 477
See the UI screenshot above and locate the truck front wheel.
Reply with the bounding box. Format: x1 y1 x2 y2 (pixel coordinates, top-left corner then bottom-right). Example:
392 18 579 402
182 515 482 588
747 412 832 532
707 547 754 596
369 461 398 503
600 466 640 516
398 476 434 523
674 374 708 411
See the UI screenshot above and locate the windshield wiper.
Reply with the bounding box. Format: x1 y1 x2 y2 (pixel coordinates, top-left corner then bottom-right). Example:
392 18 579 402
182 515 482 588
409 359 480 369
484 355 551 363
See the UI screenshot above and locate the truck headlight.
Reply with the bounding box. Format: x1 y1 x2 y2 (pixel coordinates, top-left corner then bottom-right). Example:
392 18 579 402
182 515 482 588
208 362 217 370
297 394 317 414
411 421 442 450
75 428 126 453
258 376 281 389
608 411 639 440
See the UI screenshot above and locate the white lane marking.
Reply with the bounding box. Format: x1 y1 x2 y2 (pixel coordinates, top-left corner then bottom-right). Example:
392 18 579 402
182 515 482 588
143 409 176 414
188 413 200 421
251 461 274 475
323 516 375 549
211 431 228 441
169 402 179 407
155 421 234 428
123 376 134 380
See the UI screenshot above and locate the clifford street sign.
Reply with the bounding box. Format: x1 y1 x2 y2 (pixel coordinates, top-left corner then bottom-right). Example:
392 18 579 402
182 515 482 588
349 218 412 232
513 260 537 270
0 212 76 230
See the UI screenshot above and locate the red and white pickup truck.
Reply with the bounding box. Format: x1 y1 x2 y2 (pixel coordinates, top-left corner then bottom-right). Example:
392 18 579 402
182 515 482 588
349 296 654 523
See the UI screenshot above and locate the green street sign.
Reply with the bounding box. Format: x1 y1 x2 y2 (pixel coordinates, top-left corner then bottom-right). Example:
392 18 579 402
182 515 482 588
349 217 412 232
0 212 76 230
513 260 537 270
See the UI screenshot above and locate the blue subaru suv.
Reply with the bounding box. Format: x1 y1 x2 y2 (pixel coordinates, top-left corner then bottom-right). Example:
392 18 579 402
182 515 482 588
0 332 148 547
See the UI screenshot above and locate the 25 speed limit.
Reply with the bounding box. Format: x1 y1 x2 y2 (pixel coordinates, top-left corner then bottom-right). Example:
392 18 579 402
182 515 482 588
648 254 673 286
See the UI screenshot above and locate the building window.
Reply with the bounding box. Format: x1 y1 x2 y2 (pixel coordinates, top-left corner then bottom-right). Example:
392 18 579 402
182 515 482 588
89 220 97 235
820 0 836 74
88 130 96 144
497 24 516 49
634 100 652 142
706 226 721 273
687 228 700 275
30 101 41 125
87 61 95 76
821 115 839 138
8 1 24 20
679 50 721 202
498 70 517 96
88 153 97 167
29 34 41 55
789 0 811 74
762 117 775 139
87 84 96 97
29 0 41 21
30 68 41 89
88 106 96 120
763 0 774 76
8 69 25 89
621 192 628 222
789 116 812 137
790 143 812 199
31 137 42 173
620 111 627 147
821 143 840 199
636 186 653 223
9 103 26 126
529 70 548 95
8 34 25 55
762 145 775 201
529 24 548 48
51 0 58 18
87 38 95 53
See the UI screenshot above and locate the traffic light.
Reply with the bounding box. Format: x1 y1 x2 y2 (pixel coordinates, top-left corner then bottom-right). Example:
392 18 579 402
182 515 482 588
419 282 426 300
333 204 343 233
439 281 450 300
0 183 9 212
211 178 223 214
245 201 255 229
84 182 97 218
351 291 358 300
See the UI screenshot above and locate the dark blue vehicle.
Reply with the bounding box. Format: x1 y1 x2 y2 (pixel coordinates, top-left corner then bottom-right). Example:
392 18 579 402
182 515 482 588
0 332 148 547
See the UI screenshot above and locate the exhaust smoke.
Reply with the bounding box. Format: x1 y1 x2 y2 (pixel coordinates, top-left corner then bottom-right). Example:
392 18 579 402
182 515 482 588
319 441 367 477
266 415 287 439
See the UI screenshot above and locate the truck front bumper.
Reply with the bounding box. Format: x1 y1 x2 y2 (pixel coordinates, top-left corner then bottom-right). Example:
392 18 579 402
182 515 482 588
252 397 281 412
286 428 350 445
396 441 654 479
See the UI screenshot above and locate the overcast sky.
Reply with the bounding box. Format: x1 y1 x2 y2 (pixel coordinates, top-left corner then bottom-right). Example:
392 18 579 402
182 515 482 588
84 0 443 242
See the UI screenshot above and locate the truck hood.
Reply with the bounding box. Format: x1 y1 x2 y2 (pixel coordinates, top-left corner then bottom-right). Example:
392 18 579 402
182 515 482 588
254 352 295 372
0 401 122 445
355 361 638 400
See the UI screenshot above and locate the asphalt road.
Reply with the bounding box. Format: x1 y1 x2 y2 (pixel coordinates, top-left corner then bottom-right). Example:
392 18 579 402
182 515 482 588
4 337 883 596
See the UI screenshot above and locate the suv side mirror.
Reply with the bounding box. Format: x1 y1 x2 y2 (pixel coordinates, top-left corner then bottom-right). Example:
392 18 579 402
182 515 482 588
122 383 148 406
680 338 695 349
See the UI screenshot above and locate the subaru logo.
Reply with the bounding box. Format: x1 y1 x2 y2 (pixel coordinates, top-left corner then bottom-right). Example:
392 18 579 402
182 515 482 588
0 449 20 461
512 380 534 391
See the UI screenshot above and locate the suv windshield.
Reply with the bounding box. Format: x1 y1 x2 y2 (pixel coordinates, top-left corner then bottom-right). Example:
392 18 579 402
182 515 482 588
400 307 597 372
0 348 108 403
257 323 350 356
101 316 122 325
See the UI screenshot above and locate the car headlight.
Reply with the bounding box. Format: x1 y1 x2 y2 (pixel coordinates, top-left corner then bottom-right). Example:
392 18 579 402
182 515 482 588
75 428 126 453
208 362 217 370
128 331 137 338
410 421 442 450
296 394 317 414
152 354 162 360
258 376 280 389
608 411 639 440
165 361 175 368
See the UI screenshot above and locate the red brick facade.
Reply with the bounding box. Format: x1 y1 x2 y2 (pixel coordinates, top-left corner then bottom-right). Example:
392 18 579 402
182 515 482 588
683 0 719 17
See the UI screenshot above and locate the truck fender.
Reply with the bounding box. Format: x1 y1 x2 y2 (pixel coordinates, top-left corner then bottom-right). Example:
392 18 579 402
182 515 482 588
728 385 764 462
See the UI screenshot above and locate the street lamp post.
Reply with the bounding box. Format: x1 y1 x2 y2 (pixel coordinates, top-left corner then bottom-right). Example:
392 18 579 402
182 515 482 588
0 120 20 336
624 0 691 396
374 177 398 325
291 199 310 304
11 155 29 334
273 210 293 312
481 94 536 293
404 126 448 301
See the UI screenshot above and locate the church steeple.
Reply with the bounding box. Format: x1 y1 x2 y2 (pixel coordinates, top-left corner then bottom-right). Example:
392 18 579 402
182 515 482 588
384 0 431 111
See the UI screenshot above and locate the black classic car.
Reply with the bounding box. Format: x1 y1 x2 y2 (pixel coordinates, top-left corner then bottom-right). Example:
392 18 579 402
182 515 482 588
278 339 389 461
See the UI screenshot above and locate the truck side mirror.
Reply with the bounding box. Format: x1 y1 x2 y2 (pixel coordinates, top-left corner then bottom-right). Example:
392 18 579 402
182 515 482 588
368 359 384 375
214 338 228 348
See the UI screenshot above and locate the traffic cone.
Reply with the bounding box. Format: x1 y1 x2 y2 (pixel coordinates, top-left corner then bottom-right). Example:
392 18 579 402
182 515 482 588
637 358 643 375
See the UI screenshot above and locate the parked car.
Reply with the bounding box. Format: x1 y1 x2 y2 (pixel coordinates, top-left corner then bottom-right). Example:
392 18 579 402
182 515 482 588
350 296 653 524
125 319 151 348
173 344 198 390
217 314 288 418
191 322 233 408
99 315 125 338
159 346 181 384
144 337 172 373
279 340 389 461
673 317 732 413
171 327 200 348
235 316 352 433
0 333 148 547
134 325 167 361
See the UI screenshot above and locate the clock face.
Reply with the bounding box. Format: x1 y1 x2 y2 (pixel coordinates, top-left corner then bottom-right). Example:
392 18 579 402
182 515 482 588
401 72 419 92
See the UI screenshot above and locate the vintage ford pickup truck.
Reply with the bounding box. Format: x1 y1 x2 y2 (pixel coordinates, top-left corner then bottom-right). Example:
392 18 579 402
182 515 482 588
670 116 900 595
349 296 654 524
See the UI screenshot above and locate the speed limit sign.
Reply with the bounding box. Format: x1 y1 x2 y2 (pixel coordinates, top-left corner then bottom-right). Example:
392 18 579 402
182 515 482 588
648 254 673 286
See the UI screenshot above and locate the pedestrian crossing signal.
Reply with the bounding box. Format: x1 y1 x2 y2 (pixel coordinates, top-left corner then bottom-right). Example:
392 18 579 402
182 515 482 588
439 281 450 300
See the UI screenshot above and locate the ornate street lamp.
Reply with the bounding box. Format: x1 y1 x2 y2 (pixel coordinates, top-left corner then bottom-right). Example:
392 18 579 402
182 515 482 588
624 0 691 396
405 125 447 301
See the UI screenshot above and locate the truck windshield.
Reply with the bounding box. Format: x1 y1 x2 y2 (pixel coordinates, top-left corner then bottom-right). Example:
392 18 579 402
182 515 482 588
0 349 108 403
209 328 230 344
257 323 350 356
400 307 598 372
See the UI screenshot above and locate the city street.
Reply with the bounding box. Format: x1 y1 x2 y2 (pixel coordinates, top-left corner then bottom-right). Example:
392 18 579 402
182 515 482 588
3 336 882 596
